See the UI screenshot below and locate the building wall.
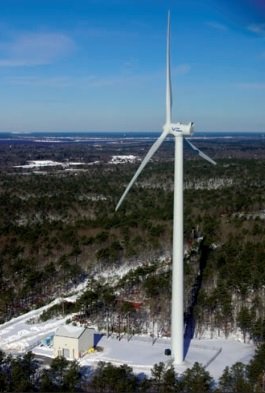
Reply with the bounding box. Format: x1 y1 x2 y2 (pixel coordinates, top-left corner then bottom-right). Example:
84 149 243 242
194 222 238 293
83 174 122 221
53 328 95 359
53 336 79 360
78 328 94 356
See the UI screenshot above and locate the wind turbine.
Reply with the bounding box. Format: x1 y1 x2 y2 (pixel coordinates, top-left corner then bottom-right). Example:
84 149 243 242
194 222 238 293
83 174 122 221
115 12 216 364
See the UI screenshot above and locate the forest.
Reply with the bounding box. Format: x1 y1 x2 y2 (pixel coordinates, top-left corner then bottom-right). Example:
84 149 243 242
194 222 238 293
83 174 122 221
0 134 264 389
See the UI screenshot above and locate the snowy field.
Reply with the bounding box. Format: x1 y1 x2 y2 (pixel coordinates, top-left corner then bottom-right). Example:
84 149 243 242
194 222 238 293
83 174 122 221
32 332 255 380
109 155 139 164
14 160 85 169
77 335 254 380
0 280 88 353
0 272 255 381
0 296 255 381
13 156 140 170
0 300 71 353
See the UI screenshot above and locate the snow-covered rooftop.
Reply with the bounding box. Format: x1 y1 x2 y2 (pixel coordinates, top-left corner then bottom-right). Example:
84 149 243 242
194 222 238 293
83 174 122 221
55 324 86 339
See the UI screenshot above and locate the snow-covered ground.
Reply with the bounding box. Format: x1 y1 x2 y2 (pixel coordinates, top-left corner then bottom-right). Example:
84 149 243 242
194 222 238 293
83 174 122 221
0 300 255 381
13 156 141 169
0 265 142 353
94 260 149 285
14 160 85 169
32 332 255 380
109 155 139 164
0 280 88 354
0 273 255 381
77 335 254 380
0 299 71 353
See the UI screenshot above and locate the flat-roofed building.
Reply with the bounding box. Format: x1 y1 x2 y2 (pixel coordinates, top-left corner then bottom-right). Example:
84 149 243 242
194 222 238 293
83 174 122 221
53 324 95 359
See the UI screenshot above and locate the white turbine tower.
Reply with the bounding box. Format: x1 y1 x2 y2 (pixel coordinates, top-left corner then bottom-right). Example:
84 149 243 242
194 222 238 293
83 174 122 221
116 12 216 364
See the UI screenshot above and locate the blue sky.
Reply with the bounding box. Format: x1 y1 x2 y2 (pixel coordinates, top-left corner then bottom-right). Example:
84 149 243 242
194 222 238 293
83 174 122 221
0 0 265 132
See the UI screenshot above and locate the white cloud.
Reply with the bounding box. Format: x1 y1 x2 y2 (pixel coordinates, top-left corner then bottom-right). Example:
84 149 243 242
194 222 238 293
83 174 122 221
247 23 265 35
0 32 75 67
206 21 228 31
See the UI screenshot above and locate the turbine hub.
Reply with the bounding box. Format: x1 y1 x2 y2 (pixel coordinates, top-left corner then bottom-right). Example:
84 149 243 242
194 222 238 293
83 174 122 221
164 122 194 136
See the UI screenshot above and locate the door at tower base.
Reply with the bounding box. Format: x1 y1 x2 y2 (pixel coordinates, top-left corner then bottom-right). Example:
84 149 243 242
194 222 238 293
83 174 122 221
53 324 95 359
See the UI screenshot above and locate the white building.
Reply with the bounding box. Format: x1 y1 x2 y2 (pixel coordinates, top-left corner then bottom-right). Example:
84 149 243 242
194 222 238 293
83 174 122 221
53 325 95 359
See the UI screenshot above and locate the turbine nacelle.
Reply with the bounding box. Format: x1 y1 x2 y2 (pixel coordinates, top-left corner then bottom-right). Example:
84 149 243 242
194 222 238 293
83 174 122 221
164 122 194 136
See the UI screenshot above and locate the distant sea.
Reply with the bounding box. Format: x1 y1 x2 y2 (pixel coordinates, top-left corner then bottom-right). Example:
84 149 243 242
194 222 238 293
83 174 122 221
0 131 264 144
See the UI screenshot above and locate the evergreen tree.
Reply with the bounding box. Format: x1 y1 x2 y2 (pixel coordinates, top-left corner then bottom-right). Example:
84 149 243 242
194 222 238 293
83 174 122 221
247 343 265 391
151 362 166 392
237 307 252 343
39 370 56 392
162 365 179 392
218 362 252 393
181 362 213 393
63 360 80 392
89 361 137 393
50 356 69 389
150 362 181 393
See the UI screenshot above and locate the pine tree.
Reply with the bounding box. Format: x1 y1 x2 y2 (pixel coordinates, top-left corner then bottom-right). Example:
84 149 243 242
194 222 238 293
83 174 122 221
219 363 252 393
248 343 265 392
181 362 213 393
63 360 80 392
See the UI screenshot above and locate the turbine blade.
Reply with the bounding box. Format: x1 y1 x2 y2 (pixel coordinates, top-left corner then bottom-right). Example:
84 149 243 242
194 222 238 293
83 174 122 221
185 138 217 165
116 132 168 211
166 10 172 124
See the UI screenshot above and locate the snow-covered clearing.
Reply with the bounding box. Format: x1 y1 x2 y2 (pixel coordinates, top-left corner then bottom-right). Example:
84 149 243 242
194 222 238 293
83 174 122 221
0 298 74 353
0 258 158 354
14 160 85 169
0 270 255 381
109 155 139 164
0 279 88 353
30 331 255 380
0 301 255 381
79 335 254 380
